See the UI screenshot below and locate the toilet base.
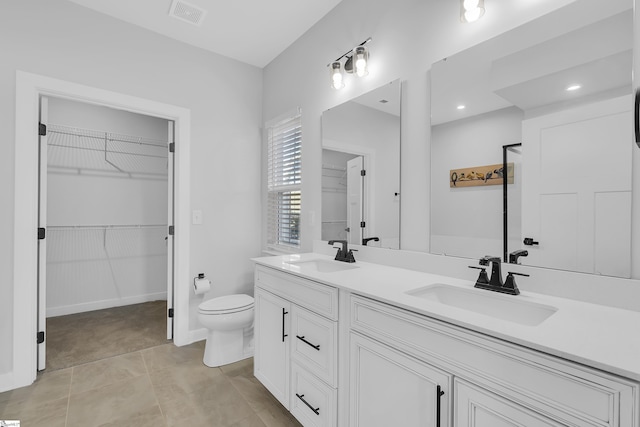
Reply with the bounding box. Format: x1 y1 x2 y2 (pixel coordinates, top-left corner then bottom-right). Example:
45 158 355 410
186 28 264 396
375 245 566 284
203 328 254 367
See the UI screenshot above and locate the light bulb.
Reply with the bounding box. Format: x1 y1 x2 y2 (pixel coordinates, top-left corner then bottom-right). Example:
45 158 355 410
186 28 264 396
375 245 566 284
463 0 479 10
353 46 369 77
330 62 344 89
464 8 482 22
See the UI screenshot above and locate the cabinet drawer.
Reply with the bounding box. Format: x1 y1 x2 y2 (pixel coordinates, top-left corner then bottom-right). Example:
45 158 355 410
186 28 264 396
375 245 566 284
255 265 338 320
291 362 337 427
350 295 638 427
291 305 338 387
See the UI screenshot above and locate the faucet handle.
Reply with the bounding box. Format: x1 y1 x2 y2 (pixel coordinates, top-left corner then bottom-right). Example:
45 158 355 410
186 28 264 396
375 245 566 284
468 266 489 284
503 271 529 294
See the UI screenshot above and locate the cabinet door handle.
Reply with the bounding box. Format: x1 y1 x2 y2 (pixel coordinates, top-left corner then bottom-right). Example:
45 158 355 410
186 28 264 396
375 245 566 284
282 308 288 342
635 87 639 146
296 335 320 351
296 393 320 415
436 385 445 427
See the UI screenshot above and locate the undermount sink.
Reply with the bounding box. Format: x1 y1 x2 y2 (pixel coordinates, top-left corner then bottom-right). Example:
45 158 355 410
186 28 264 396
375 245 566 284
406 284 557 326
286 259 359 273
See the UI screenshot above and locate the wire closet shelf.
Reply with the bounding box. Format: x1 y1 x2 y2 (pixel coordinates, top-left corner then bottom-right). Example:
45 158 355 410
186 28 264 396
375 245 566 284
46 123 170 179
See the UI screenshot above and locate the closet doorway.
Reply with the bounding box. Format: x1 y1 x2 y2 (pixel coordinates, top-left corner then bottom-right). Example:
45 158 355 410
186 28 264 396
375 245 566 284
37 96 175 371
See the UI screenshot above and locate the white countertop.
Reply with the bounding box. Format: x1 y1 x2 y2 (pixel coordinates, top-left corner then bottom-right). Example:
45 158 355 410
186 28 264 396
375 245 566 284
253 252 640 382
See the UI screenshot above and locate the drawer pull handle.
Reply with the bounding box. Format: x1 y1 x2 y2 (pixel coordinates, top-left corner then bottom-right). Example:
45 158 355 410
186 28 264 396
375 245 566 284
296 335 320 351
282 308 288 342
296 393 320 415
436 385 445 427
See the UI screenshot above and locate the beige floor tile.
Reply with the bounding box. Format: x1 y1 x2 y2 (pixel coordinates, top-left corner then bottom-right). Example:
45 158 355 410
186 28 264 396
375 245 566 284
90 406 166 427
220 357 254 377
0 368 72 407
148 360 224 404
70 351 147 395
228 374 279 413
141 342 206 371
66 374 159 426
0 395 68 427
256 399 303 427
159 375 255 427
229 413 269 427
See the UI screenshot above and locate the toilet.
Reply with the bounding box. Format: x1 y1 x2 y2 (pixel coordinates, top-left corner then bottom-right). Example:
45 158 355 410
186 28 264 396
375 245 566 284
198 294 255 367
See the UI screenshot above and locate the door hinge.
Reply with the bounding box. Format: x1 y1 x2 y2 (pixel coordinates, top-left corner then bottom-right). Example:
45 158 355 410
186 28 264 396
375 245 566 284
168 308 174 318
168 225 174 236
360 221 366 228
38 227 46 240
360 169 366 176
39 123 47 136
169 142 175 153
37 331 45 344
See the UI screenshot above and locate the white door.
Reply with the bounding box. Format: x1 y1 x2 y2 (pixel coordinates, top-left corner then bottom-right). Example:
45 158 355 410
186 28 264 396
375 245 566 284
350 333 451 427
455 379 564 426
521 96 632 276
166 122 175 339
346 156 364 245
37 96 48 371
254 288 291 409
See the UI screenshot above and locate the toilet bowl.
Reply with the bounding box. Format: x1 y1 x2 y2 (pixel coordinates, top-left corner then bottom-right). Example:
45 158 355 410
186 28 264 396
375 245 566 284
198 294 254 367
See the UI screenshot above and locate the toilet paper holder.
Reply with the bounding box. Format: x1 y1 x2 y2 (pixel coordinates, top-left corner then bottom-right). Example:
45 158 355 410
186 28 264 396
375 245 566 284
193 273 211 295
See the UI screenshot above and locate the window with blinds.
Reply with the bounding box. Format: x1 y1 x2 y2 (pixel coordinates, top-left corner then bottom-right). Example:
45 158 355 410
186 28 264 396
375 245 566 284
267 113 302 249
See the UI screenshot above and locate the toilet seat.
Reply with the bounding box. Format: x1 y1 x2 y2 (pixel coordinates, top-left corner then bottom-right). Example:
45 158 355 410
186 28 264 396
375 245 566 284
198 294 254 315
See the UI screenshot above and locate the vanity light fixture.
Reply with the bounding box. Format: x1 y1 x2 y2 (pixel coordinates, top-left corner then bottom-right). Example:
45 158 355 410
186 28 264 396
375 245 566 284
327 37 372 89
461 0 485 23
566 84 582 92
457 105 466 110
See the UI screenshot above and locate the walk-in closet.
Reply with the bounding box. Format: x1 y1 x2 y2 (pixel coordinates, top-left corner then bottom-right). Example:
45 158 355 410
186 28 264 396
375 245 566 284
42 97 172 370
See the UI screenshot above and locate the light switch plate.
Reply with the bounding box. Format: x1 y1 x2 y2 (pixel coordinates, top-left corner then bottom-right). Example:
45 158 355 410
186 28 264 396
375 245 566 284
192 210 203 225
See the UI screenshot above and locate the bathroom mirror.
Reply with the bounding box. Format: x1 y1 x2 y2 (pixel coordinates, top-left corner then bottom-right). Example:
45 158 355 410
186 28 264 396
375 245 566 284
430 0 633 277
322 80 401 249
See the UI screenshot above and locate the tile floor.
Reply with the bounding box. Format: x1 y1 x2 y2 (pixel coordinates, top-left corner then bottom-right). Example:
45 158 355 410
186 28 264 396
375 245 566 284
0 342 302 427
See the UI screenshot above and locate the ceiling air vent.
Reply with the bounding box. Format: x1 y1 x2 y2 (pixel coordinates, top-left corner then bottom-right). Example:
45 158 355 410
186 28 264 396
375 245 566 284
169 0 207 26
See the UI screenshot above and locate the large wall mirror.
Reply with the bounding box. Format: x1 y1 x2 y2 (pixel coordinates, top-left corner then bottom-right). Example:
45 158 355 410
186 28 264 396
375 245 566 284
322 80 401 249
430 0 633 277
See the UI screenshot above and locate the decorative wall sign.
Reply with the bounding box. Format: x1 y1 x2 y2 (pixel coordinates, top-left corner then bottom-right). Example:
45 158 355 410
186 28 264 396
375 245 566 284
450 162 514 188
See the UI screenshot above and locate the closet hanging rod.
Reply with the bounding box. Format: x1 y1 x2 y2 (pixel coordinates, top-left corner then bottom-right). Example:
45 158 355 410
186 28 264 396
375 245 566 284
48 126 170 149
48 224 167 230
48 143 168 159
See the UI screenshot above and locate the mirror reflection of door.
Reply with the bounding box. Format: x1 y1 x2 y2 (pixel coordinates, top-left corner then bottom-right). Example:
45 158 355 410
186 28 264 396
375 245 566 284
321 149 362 242
346 156 365 245
521 97 632 277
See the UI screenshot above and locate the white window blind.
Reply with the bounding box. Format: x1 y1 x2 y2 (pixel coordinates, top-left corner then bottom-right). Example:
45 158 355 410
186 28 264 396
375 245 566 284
267 113 302 248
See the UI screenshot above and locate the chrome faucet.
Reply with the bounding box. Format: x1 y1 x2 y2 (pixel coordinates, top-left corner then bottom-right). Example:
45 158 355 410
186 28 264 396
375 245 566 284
328 240 356 263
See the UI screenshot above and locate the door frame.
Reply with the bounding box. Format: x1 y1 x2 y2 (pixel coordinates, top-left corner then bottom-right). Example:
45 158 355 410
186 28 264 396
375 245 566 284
13 71 191 389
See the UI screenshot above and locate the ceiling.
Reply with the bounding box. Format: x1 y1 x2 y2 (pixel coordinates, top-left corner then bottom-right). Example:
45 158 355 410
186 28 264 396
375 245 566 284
66 0 343 68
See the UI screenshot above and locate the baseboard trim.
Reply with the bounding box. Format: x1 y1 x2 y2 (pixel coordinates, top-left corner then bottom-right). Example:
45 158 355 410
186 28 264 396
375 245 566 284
47 292 168 317
187 327 207 345
0 371 20 393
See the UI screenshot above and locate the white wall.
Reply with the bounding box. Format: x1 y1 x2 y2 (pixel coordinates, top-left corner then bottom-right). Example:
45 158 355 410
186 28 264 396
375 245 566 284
322 102 400 246
1 0 262 377
46 98 168 316
431 107 523 258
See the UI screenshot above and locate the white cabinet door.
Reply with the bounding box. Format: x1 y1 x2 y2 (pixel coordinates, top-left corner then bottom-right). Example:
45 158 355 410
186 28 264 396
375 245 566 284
350 333 451 427
254 288 291 409
454 379 565 427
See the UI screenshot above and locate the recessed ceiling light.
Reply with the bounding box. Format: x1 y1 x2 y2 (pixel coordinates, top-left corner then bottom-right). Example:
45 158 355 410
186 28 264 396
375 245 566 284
457 105 466 110
566 84 581 92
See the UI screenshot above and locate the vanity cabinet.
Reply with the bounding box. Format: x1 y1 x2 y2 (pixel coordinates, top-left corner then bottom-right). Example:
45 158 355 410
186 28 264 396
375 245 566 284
350 332 451 427
254 265 339 426
349 295 639 427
